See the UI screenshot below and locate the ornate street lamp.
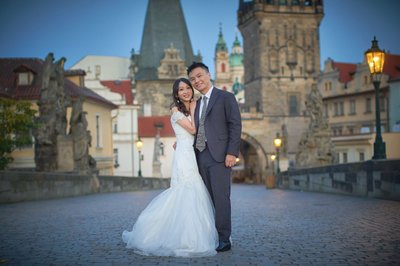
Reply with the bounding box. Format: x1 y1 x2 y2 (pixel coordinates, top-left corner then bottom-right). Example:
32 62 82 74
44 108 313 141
270 154 276 175
273 133 282 174
365 36 386 159
136 137 143 177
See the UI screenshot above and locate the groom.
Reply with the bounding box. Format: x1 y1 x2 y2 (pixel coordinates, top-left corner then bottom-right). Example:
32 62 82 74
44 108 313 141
187 62 242 252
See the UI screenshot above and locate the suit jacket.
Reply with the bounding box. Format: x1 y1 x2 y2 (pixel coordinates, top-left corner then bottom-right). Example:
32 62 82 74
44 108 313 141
194 87 242 162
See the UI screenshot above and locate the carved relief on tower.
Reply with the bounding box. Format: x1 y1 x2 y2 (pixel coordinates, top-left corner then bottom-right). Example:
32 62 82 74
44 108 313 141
286 40 298 67
268 49 279 74
305 50 315 74
157 43 186 79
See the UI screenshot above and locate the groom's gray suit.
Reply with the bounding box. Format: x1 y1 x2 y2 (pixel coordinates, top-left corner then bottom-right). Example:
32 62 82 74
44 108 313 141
194 87 242 242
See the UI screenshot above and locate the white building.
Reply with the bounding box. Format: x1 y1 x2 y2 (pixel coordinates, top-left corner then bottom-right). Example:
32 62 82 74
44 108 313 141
70 55 141 177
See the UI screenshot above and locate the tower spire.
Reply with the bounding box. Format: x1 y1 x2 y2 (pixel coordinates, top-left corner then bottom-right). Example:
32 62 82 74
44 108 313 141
136 0 198 80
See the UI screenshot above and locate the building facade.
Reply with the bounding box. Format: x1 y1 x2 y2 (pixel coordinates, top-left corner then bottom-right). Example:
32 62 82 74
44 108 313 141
319 54 400 163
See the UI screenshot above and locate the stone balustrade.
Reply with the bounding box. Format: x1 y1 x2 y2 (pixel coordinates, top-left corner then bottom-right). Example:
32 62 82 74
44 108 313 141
279 159 400 201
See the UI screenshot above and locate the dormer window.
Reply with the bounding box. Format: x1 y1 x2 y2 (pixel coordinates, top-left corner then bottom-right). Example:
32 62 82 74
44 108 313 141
18 73 29 85
18 72 33 85
14 65 36 86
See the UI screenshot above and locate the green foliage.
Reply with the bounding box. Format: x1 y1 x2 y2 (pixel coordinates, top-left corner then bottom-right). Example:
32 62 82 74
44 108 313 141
0 98 37 170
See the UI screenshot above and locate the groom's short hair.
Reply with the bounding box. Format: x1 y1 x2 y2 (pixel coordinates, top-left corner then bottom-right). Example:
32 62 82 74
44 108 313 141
187 62 209 75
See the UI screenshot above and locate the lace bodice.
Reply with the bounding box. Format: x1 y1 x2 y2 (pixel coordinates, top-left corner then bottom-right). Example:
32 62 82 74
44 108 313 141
171 111 195 144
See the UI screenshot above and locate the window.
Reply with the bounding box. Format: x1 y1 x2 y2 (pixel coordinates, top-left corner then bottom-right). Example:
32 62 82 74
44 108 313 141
359 152 365 162
95 114 102 148
113 122 118 133
221 63 226 73
289 94 299 115
323 103 328 118
365 98 372 113
343 152 348 163
279 0 287 5
339 101 344 116
348 127 354 135
380 97 385 112
18 73 30 85
334 102 339 116
349 99 356 115
281 66 285 75
304 0 313 6
360 126 371 134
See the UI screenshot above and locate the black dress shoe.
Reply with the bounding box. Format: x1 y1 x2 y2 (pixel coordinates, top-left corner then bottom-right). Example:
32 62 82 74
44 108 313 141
216 240 231 252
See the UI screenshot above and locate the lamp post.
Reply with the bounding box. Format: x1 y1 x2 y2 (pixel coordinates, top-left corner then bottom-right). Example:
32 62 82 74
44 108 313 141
136 137 143 177
270 154 276 175
365 36 386 159
274 133 282 174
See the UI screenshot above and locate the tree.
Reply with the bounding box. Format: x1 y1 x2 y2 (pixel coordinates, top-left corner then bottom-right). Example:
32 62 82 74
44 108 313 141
0 98 36 170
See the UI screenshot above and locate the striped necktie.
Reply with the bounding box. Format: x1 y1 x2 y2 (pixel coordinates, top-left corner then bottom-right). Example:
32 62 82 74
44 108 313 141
195 96 208 152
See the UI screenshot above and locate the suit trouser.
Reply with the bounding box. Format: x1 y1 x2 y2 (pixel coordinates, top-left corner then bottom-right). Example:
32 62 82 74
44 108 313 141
196 145 231 242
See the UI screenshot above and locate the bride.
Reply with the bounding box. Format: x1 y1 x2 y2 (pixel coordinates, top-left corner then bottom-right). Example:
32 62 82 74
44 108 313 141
122 78 218 257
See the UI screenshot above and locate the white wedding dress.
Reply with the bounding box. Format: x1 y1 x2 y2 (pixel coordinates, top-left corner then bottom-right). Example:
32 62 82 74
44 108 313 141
122 111 218 257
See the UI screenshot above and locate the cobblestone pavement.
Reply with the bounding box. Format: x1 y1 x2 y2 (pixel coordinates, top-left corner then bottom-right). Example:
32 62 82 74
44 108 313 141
1 184 400 266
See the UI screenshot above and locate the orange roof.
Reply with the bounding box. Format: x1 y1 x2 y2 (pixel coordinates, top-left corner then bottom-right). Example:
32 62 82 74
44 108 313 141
332 62 357 83
138 116 175 137
383 54 400 80
100 80 133 105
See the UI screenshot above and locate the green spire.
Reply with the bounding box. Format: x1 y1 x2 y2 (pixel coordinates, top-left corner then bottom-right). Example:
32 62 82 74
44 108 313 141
215 23 228 53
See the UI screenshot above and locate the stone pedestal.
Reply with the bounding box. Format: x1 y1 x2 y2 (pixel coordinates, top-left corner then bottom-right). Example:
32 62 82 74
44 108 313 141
57 135 74 171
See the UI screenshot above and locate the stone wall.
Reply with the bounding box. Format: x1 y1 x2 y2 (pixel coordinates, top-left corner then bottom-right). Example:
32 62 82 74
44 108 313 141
280 160 400 201
0 171 170 203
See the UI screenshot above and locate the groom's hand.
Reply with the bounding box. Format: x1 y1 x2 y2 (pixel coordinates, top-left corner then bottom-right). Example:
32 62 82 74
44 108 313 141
225 154 236 168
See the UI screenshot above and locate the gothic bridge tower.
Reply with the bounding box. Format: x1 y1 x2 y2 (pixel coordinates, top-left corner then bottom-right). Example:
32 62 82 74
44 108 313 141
132 0 201 116
237 0 323 176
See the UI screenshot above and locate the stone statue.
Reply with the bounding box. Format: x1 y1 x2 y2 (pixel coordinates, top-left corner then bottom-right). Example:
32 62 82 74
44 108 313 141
295 84 336 168
69 97 94 173
34 53 96 175
34 53 69 171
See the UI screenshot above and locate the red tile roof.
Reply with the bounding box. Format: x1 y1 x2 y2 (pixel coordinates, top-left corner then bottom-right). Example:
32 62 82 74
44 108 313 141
138 116 175 137
100 80 133 105
333 53 400 83
0 58 117 109
332 62 357 83
383 53 400 80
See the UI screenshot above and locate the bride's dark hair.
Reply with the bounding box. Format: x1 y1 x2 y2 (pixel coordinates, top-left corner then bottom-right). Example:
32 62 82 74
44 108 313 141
171 78 194 116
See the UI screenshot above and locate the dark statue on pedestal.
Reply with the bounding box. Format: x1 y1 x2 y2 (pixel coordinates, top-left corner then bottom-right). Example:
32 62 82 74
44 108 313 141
34 53 69 171
34 53 96 175
295 84 336 168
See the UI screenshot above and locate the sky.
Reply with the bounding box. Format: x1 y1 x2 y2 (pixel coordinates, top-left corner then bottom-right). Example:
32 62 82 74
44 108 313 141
0 0 399 79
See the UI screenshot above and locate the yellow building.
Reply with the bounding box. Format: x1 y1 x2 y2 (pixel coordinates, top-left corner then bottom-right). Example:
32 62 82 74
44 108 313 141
0 58 117 174
319 54 400 163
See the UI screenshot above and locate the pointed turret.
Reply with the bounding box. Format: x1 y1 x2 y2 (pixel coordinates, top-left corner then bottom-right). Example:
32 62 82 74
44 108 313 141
215 24 228 54
136 0 199 80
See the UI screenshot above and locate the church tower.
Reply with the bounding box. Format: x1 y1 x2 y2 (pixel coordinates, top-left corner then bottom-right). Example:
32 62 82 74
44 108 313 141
214 25 231 91
131 0 201 116
238 0 324 167
214 27 245 102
